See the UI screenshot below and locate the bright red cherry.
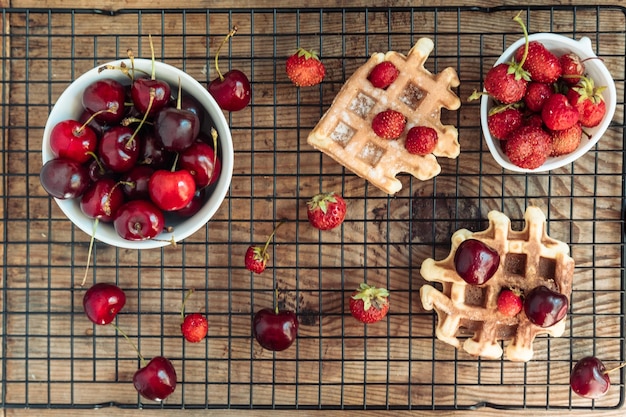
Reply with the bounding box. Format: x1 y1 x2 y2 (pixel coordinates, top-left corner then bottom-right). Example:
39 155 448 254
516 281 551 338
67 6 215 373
113 199 165 241
454 239 500 285
133 356 177 401
179 141 221 188
207 26 251 112
523 285 568 327
49 119 98 164
148 169 196 211
570 356 611 399
253 307 298 352
98 125 140 173
82 282 126 325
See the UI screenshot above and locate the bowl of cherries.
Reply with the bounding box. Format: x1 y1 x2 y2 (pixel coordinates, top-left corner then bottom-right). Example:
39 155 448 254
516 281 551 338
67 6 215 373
41 55 233 249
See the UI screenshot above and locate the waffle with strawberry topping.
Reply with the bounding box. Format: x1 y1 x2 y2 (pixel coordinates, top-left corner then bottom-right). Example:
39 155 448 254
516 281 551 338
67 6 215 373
419 206 575 362
306 37 461 195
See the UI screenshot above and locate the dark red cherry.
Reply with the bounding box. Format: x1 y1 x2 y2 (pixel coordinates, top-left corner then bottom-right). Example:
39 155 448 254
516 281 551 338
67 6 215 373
252 308 298 352
80 178 126 222
137 128 172 169
40 158 91 199
179 141 221 188
208 69 251 112
98 125 140 173
82 282 126 325
133 356 177 401
523 285 568 327
570 356 611 399
49 119 98 164
121 165 154 200
454 239 500 285
82 78 126 124
131 76 171 117
148 169 196 211
179 93 205 126
154 107 200 152
175 188 206 218
113 199 165 241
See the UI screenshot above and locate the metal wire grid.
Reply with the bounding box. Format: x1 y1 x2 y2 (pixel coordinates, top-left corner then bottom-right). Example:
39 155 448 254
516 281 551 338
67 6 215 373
0 5 625 411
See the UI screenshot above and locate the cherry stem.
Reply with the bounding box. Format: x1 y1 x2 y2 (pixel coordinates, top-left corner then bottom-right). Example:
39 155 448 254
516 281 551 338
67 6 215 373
111 323 146 367
86 151 105 174
273 287 279 315
79 218 99 287
513 11 530 67
605 362 626 375
149 34 157 80
78 107 117 134
207 127 219 184
176 77 182 110
180 288 195 322
127 88 155 147
214 26 238 81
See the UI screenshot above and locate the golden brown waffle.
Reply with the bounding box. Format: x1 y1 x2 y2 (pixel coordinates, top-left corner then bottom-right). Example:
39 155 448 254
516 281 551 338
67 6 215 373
419 206 575 362
306 38 461 195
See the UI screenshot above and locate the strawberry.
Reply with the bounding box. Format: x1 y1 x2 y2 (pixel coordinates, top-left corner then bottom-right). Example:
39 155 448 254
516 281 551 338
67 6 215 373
371 109 406 139
566 76 607 128
244 222 284 274
181 313 208 343
497 288 523 317
504 125 552 169
523 81 553 112
404 126 438 155
487 105 523 140
541 93 579 131
550 122 583 157
367 61 399 89
514 40 562 84
560 52 585 86
349 283 389 324
483 62 529 104
285 48 326 87
306 192 346 231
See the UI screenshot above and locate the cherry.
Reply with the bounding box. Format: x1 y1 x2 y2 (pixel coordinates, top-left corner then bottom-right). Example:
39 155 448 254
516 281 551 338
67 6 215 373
207 26 251 112
79 177 126 222
129 40 171 117
49 119 98 164
148 168 196 211
154 106 200 152
179 141 221 188
82 282 126 325
121 165 154 200
570 356 611 399
253 306 298 352
175 188 206 218
523 285 568 327
454 239 500 285
79 110 108 138
87 158 112 182
113 199 165 241
40 158 91 199
98 125 140 173
81 78 126 124
179 93 205 125
138 128 171 169
133 356 177 402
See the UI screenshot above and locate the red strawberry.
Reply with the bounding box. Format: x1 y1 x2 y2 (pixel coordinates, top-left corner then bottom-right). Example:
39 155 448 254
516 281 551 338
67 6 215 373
179 289 208 343
371 109 406 139
244 222 284 274
524 82 553 112
497 288 523 317
368 61 399 89
306 192 346 231
566 76 607 128
541 93 580 131
487 106 524 140
483 63 529 104
504 125 552 169
181 313 208 343
560 52 585 86
349 283 389 324
514 40 563 84
404 126 438 155
550 122 583 157
285 48 326 87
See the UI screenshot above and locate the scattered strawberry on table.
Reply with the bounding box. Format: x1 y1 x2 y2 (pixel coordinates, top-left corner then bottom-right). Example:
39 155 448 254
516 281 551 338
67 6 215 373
244 222 284 274
180 289 208 343
349 283 390 324
306 192 346 231
470 11 609 169
285 47 326 87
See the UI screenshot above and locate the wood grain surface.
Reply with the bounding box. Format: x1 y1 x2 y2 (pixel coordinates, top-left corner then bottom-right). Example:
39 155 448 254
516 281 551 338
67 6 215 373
1 1 625 416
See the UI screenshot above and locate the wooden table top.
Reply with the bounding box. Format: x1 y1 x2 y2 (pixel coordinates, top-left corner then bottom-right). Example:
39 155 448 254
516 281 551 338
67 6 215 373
1 0 625 416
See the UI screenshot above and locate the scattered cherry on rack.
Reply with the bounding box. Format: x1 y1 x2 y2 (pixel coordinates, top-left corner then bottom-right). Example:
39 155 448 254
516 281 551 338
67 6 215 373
570 356 626 399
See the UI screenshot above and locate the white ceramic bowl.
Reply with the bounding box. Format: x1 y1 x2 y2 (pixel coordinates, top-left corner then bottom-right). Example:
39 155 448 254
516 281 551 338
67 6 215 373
42 59 233 249
481 33 616 172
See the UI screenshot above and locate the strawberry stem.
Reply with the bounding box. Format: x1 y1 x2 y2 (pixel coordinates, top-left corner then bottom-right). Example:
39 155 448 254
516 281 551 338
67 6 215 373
260 221 284 258
180 288 195 322
513 11 530 67
214 26 238 81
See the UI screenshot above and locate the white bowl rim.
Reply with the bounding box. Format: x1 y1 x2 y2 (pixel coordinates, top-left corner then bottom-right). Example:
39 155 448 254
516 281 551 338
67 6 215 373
480 33 617 173
42 59 234 249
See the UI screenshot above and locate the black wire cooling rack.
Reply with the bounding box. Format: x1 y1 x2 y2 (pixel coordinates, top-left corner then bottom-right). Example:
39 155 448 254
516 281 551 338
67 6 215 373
1 5 625 411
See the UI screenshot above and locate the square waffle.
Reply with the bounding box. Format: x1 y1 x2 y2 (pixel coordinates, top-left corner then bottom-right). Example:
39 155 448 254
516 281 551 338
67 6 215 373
419 206 575 362
307 38 461 195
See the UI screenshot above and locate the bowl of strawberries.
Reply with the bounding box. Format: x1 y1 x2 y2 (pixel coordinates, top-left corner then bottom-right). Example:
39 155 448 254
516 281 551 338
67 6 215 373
478 18 616 172
41 56 234 249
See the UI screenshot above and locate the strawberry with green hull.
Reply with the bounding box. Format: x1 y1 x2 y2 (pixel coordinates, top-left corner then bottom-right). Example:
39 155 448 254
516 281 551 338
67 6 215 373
566 76 607 128
349 283 390 324
306 192 346 231
560 52 585 86
244 222 284 274
286 48 326 87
